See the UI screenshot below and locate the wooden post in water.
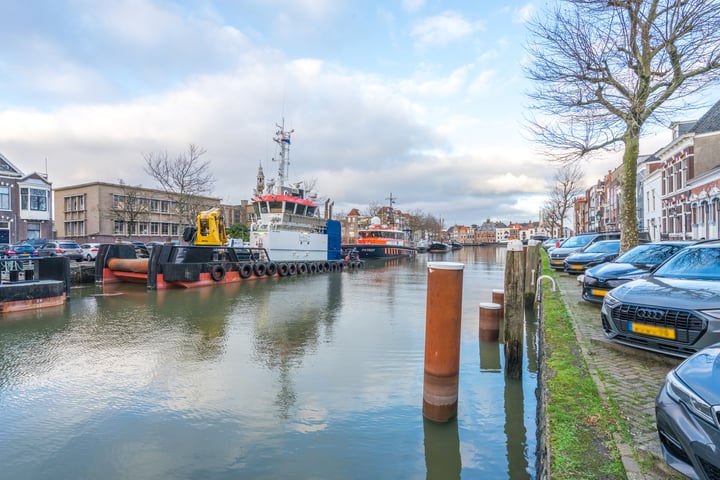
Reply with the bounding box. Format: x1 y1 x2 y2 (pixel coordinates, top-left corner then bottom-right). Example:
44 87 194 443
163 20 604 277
524 240 541 303
504 240 524 379
423 261 464 422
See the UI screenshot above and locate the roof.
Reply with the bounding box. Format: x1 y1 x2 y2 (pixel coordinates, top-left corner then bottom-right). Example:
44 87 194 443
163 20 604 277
690 98 720 134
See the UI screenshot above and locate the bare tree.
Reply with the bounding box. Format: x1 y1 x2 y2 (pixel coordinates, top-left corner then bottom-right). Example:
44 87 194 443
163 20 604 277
106 180 150 240
144 144 217 230
543 163 584 237
526 0 720 252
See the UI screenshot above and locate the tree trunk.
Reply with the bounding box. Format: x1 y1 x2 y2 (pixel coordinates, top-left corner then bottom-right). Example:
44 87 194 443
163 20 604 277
620 132 640 253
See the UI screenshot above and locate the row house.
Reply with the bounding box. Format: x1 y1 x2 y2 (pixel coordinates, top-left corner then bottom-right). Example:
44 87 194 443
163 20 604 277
0 153 53 244
576 98 720 241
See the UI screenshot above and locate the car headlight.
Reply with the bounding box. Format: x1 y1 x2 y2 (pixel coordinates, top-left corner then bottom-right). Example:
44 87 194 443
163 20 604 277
699 309 720 320
665 371 718 427
602 291 620 309
584 275 597 286
605 279 627 288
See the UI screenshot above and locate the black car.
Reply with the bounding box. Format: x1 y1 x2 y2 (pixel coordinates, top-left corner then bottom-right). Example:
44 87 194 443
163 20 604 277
563 239 620 274
601 240 720 358
582 241 694 304
549 231 651 270
656 342 720 479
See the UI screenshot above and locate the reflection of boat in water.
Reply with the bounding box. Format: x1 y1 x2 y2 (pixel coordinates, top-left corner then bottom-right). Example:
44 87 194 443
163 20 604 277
342 193 417 259
428 242 451 253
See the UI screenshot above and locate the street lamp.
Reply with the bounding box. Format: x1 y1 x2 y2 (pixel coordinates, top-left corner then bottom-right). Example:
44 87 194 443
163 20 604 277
596 210 603 232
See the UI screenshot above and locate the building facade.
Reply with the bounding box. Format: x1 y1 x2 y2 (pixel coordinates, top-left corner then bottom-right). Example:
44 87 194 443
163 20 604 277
53 182 225 244
0 153 53 244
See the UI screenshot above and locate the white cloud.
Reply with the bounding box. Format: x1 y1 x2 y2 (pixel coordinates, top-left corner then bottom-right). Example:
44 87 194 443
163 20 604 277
411 11 482 48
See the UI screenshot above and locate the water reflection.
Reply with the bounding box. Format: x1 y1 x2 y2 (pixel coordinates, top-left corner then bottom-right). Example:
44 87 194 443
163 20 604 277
0 246 538 479
424 417 461 480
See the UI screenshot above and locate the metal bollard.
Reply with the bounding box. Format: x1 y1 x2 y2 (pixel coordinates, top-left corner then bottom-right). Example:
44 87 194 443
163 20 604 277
478 302 502 341
423 261 464 422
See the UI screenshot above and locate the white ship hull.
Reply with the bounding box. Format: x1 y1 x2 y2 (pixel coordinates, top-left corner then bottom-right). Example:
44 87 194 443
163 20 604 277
250 230 329 262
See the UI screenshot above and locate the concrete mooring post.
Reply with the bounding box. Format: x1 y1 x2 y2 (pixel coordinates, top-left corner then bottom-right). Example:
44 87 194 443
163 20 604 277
423 261 464 422
504 240 525 379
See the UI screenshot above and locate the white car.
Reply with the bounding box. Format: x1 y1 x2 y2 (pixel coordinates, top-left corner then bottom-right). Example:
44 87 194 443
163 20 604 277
80 243 101 261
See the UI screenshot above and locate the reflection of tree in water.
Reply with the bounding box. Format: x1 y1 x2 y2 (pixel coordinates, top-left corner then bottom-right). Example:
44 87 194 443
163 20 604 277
251 275 343 418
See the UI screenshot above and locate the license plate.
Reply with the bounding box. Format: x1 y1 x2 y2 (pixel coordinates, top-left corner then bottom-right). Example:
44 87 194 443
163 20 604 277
591 289 608 297
551 260 563 265
629 322 676 340
570 265 584 270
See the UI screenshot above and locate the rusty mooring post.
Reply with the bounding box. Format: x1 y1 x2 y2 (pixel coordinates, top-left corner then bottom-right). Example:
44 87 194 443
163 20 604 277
478 302 501 341
504 240 524 379
423 261 464 422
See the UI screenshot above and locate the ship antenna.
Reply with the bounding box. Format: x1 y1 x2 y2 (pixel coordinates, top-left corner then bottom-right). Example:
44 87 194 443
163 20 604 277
386 192 396 225
272 118 294 191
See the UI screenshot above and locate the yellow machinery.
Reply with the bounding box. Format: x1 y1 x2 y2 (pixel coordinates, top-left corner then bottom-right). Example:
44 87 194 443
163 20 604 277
193 207 228 246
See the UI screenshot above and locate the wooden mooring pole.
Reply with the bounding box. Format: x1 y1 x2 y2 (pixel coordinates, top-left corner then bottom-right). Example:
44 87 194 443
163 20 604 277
524 240 541 303
423 261 464 422
503 240 524 379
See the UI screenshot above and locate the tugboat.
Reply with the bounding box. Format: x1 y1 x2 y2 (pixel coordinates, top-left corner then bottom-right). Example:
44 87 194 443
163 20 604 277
97 120 352 289
343 193 417 259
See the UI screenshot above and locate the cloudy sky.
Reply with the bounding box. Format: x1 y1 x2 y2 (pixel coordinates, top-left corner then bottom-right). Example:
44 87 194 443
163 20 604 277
0 0 708 226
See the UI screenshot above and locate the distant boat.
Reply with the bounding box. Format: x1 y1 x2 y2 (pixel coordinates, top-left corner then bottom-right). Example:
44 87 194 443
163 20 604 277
450 241 463 250
428 242 451 253
415 239 429 253
342 194 417 259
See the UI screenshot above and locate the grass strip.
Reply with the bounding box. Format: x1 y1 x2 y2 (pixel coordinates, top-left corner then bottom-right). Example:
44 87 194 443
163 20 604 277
540 254 625 479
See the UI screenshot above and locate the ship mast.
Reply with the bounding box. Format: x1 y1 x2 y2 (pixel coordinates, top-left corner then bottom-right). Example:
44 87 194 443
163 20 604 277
386 192 396 226
272 119 294 193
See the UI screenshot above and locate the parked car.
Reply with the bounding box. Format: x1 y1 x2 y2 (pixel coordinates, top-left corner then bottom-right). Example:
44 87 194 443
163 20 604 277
80 243 101 261
549 231 650 270
5 244 38 258
542 237 565 251
38 241 84 261
582 241 694 304
655 342 720 479
563 239 621 274
0 243 10 256
18 238 50 249
601 239 720 358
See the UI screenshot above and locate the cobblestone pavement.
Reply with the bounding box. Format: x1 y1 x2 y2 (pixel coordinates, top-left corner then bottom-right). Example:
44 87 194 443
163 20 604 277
550 271 686 480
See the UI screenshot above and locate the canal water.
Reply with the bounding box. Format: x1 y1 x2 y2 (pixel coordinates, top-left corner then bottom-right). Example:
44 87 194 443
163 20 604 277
0 246 538 480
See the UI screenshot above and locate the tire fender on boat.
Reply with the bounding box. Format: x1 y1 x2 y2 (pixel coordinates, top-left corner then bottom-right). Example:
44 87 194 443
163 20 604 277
278 263 289 276
266 262 277 276
253 262 267 277
239 263 253 279
210 264 226 281
308 263 317 274
322 262 331 272
298 263 308 274
288 263 297 275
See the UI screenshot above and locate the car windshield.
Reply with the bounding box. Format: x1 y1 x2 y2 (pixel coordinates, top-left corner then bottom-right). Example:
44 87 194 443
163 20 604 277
614 244 684 265
583 241 619 253
60 243 80 249
654 246 720 279
561 236 594 248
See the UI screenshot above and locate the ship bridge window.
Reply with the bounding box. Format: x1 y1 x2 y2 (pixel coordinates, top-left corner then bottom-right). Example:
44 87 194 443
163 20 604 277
295 204 307 216
306 206 316 216
269 201 283 213
259 202 269 214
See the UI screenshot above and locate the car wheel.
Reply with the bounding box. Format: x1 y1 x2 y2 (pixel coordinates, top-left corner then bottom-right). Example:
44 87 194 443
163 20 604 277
85 254 92 261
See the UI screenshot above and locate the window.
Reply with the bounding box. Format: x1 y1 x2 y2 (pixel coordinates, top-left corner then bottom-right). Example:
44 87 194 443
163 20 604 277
161 201 170 213
0 186 9 210
20 187 48 211
26 222 41 239
114 220 124 235
150 222 159 235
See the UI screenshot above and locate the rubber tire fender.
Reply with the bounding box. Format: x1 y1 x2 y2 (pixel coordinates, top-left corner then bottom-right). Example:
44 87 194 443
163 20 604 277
210 264 226 282
253 262 267 277
239 263 253 279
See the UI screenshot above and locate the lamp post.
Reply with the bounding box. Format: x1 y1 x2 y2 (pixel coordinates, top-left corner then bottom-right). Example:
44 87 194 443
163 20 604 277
595 211 603 232
651 218 657 241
